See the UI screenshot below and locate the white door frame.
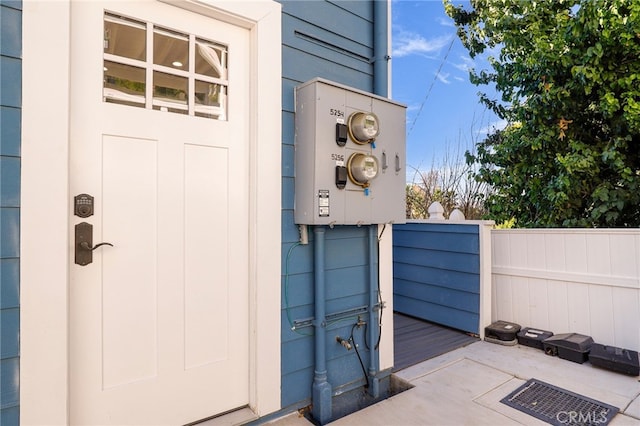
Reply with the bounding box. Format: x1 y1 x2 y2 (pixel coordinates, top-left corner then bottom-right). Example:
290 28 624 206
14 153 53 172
20 1 282 424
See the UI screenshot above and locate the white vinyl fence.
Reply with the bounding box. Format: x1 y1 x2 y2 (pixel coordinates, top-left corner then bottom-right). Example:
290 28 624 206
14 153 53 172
491 229 640 352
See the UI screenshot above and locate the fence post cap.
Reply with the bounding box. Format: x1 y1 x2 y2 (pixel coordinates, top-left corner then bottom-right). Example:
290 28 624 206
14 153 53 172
427 202 445 220
449 208 466 221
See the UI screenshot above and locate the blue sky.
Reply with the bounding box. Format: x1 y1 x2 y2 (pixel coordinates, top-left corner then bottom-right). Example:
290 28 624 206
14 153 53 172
391 0 504 175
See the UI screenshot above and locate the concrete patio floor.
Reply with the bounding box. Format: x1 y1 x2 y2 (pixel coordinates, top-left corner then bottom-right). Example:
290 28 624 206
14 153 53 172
267 340 640 425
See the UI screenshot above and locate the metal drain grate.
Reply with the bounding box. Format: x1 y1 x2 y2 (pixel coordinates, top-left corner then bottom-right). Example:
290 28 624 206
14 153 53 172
500 379 619 426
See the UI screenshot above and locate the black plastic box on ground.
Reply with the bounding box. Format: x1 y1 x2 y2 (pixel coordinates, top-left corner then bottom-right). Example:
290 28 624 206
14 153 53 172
589 344 640 376
517 327 554 350
542 333 593 364
485 321 521 342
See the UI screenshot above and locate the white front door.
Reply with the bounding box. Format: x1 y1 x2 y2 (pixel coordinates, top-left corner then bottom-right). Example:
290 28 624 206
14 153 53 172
69 2 250 424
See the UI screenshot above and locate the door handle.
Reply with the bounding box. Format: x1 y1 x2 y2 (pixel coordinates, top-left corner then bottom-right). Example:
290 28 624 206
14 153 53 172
80 241 114 251
75 222 113 266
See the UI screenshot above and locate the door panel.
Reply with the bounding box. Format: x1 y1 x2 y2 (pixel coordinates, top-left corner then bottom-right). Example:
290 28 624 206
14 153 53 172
102 135 159 390
69 2 250 424
184 144 230 369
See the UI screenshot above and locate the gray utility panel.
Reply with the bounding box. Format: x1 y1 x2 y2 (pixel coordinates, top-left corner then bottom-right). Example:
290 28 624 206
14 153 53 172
294 78 407 225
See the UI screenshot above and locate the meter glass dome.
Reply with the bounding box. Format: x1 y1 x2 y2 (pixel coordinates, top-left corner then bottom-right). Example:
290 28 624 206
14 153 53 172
348 112 380 144
348 153 379 186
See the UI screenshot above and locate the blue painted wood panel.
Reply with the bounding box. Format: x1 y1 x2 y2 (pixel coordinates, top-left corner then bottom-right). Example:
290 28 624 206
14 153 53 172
282 46 373 94
394 263 478 293
278 0 383 412
0 357 19 411
0 107 20 156
0 405 18 425
394 295 479 334
0 208 19 258
1 156 20 207
0 56 21 108
0 4 20 423
0 308 19 359
281 14 372 65
280 226 378 408
0 4 21 58
393 223 481 334
282 176 295 210
0 259 19 309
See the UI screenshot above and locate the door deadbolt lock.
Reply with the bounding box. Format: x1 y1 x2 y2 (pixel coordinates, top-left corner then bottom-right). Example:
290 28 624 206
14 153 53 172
75 222 113 266
74 193 94 218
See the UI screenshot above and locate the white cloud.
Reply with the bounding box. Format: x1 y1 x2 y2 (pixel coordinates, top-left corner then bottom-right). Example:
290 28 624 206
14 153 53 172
452 55 475 72
437 16 455 27
392 31 452 58
435 71 451 84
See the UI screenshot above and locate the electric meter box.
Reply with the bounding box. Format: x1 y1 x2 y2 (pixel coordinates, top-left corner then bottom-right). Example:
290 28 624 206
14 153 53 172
294 78 407 225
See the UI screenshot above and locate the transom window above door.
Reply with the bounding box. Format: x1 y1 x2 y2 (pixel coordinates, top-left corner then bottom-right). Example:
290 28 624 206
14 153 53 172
103 12 228 120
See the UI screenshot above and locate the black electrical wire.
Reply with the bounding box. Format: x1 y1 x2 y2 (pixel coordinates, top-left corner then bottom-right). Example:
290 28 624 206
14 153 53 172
350 322 369 389
374 224 386 350
365 224 386 351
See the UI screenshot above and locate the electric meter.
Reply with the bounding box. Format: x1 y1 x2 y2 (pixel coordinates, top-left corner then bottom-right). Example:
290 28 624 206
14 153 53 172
294 78 406 225
348 112 380 144
347 153 379 187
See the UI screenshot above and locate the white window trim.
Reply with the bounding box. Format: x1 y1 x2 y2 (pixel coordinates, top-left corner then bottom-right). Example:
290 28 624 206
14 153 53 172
21 1 282 423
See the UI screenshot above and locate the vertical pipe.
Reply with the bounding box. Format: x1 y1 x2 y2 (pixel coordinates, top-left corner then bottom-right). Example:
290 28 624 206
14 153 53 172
312 226 332 424
373 0 390 97
372 1 388 395
367 225 380 397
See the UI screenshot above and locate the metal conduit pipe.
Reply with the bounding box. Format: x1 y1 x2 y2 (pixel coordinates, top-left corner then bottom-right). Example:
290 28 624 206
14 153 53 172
367 225 380 397
373 0 390 97
371 0 389 398
312 226 332 424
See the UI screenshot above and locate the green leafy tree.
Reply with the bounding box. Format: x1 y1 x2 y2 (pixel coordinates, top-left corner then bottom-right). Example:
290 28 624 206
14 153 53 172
445 0 640 227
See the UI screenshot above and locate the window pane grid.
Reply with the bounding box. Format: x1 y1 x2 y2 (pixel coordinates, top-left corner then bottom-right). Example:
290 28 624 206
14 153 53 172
103 12 228 120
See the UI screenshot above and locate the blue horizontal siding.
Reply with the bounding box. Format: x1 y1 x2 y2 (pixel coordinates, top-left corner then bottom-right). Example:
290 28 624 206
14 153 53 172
1 4 21 423
393 223 481 334
282 46 372 91
394 279 479 312
0 357 19 410
0 1 22 11
282 176 295 210
281 333 314 374
281 1 373 46
0 56 21 108
394 226 479 254
281 368 313 410
394 295 479 334
393 246 479 274
282 14 372 64
282 78 298 113
0 107 20 157
281 226 378 408
282 212 300 245
0 259 19 309
0 308 19 359
394 263 478 294
0 208 19 258
0 4 21 58
0 405 18 425
1 156 20 207
278 0 379 412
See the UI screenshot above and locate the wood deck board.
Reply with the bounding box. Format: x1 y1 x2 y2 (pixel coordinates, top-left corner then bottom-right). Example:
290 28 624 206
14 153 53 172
393 312 478 371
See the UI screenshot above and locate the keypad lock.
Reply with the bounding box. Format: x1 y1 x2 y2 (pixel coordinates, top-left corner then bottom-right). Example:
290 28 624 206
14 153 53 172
73 193 113 266
74 193 94 218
